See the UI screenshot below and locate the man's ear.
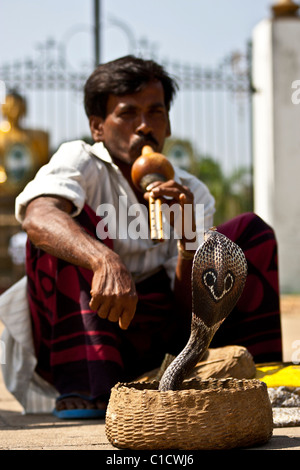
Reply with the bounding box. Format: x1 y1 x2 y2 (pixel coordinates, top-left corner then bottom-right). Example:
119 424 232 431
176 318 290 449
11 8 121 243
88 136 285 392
89 115 105 142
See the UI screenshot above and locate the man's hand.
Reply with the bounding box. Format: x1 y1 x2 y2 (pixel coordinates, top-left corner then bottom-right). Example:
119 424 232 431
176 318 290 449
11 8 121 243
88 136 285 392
145 179 196 246
23 196 138 330
89 252 138 330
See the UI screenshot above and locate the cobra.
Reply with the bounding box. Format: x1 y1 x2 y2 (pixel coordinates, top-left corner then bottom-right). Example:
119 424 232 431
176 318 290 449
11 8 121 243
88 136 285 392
159 229 248 391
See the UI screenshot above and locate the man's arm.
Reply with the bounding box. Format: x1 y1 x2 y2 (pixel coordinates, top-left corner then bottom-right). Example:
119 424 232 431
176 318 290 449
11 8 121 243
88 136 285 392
22 196 138 329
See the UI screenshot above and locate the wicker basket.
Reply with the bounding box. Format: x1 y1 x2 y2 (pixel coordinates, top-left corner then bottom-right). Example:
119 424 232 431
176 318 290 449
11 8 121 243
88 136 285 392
105 378 273 450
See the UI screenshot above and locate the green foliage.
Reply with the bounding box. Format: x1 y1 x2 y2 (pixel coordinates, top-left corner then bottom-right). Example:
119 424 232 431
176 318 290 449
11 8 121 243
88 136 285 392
191 156 253 226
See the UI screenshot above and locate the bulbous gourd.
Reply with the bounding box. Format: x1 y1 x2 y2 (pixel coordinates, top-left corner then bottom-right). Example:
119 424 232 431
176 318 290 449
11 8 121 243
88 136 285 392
131 146 174 242
131 145 174 192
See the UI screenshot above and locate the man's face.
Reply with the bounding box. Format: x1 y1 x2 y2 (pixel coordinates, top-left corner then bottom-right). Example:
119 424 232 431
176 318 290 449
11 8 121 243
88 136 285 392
90 80 171 164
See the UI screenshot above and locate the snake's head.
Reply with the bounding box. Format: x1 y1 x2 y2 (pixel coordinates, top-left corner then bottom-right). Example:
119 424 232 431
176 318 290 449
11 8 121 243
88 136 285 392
192 229 247 328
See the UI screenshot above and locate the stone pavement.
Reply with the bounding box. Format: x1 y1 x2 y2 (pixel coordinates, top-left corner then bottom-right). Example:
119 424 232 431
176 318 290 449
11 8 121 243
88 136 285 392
1 369 300 451
0 296 300 451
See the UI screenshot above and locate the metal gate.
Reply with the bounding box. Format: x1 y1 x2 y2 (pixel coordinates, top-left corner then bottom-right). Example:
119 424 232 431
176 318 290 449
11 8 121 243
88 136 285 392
0 37 252 291
0 38 252 172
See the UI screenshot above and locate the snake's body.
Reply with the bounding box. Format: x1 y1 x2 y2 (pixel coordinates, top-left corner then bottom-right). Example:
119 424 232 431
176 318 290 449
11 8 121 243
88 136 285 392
159 229 248 391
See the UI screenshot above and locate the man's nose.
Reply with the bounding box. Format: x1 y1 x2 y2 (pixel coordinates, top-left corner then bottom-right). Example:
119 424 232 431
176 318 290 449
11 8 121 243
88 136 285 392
136 114 152 135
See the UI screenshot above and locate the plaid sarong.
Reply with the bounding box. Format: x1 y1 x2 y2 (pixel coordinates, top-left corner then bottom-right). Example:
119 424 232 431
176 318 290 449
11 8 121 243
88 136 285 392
212 212 282 362
26 207 282 399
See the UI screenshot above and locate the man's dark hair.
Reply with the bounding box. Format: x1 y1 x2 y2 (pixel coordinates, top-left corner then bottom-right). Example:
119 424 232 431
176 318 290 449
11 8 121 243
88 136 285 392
84 55 178 118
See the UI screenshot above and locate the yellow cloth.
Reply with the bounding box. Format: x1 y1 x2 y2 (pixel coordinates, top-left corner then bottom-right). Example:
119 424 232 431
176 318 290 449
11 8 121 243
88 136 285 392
255 362 300 388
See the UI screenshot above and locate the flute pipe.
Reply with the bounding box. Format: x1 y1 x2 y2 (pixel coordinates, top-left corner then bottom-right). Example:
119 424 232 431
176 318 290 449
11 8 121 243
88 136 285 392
142 173 166 242
149 195 164 242
149 195 158 240
155 198 164 241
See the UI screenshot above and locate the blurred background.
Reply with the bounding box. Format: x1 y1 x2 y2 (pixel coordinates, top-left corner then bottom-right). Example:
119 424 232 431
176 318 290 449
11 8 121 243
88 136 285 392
0 0 297 293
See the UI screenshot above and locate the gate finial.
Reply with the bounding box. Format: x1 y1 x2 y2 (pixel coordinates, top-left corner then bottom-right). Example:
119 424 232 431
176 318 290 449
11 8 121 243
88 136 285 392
272 0 299 17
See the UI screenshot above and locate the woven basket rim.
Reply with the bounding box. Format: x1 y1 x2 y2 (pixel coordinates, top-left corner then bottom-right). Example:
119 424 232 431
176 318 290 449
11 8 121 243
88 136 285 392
112 377 266 394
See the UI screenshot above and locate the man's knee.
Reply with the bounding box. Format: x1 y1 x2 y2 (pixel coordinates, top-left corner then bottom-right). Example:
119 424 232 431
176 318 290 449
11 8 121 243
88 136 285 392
217 212 277 244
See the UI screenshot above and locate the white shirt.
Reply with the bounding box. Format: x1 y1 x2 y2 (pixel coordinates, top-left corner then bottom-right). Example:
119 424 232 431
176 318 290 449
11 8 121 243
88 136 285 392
1 140 215 413
16 140 215 284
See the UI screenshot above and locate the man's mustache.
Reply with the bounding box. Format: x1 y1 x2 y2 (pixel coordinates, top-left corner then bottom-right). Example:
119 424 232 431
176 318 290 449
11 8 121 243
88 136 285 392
131 135 159 154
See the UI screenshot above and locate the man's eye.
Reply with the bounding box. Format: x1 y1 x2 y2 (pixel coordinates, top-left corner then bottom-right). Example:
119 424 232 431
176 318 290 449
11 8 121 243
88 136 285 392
120 110 136 117
150 108 164 115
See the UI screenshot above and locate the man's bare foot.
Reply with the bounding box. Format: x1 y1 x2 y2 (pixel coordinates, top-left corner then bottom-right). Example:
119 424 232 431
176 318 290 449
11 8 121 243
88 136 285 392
55 393 107 411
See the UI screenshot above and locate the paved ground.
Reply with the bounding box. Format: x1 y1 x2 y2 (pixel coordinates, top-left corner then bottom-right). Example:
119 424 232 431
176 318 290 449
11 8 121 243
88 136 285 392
0 295 299 451
1 371 300 451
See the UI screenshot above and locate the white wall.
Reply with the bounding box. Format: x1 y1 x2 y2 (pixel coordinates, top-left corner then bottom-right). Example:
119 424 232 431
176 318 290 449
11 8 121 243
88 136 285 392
252 18 300 293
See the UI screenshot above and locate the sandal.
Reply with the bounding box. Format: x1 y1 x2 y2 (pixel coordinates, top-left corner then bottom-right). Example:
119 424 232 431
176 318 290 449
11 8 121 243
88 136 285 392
52 393 106 419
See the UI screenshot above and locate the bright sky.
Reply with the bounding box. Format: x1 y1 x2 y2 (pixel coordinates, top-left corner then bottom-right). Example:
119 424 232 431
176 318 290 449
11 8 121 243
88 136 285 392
0 0 274 68
0 0 277 171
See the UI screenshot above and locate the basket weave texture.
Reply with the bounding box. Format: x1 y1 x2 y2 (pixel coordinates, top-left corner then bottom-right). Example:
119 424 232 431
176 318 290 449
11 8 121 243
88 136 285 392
105 377 273 450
